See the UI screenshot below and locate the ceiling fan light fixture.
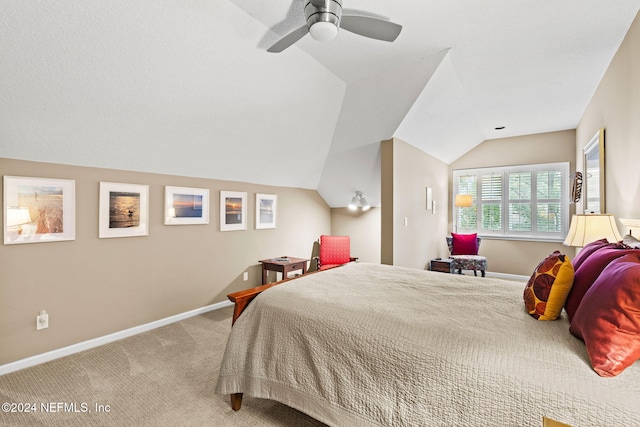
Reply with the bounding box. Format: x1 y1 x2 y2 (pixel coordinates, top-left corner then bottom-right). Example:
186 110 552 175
309 21 339 41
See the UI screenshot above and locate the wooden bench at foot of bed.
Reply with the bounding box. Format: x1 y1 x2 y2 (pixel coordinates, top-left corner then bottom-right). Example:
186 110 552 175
225 266 346 411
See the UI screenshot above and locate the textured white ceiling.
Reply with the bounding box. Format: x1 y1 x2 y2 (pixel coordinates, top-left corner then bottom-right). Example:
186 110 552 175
1 1 639 208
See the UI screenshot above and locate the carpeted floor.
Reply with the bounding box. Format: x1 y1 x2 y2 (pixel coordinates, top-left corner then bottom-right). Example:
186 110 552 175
0 306 327 426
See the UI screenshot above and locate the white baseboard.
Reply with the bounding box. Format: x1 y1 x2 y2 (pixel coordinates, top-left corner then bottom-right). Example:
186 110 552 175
485 271 529 282
0 300 233 377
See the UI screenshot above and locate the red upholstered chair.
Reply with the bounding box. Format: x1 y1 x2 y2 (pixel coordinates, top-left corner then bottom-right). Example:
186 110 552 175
316 235 358 271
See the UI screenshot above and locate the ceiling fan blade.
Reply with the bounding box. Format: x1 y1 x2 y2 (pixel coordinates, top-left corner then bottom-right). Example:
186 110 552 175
339 14 402 42
267 25 309 53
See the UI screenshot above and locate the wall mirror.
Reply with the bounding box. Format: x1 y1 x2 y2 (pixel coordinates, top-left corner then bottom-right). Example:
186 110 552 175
583 128 605 213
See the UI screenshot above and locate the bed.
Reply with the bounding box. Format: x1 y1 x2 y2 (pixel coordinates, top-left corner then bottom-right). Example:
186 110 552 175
215 262 640 426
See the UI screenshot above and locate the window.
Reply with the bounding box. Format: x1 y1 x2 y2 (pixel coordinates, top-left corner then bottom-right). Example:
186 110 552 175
453 163 569 241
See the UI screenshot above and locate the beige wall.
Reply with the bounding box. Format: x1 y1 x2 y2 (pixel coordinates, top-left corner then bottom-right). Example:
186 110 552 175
450 130 576 275
381 138 450 270
577 11 640 223
330 207 381 264
0 158 331 365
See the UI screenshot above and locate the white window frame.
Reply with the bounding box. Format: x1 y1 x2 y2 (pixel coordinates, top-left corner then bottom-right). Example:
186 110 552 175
453 162 570 242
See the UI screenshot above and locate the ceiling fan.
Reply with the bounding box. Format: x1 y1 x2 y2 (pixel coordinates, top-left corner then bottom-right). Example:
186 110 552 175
267 0 402 53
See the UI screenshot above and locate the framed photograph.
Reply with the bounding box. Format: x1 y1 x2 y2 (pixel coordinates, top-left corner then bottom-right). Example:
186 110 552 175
99 182 149 238
256 193 277 229
3 176 76 245
220 191 247 231
164 186 209 225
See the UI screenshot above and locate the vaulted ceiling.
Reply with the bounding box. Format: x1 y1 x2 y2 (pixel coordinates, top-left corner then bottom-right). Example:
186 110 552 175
2 1 639 208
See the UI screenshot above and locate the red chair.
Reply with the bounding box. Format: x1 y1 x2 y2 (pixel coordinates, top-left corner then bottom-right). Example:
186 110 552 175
316 235 358 271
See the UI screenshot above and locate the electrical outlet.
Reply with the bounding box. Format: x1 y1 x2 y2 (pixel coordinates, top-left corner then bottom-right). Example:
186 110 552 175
36 310 48 330
243 271 248 281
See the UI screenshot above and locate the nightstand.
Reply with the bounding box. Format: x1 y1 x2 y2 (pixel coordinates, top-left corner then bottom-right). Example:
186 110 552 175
259 257 309 284
430 258 453 274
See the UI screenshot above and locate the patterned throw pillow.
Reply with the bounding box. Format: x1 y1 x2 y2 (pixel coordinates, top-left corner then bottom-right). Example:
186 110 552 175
524 251 574 320
570 253 640 377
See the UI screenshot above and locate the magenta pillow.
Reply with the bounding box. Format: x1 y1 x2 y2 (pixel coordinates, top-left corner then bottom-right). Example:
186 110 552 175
451 233 478 255
570 253 640 377
571 238 609 271
564 245 635 322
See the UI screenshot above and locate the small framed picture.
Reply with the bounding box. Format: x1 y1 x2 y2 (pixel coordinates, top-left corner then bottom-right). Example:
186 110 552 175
99 182 149 238
3 176 76 245
164 186 210 225
220 191 247 231
256 193 277 229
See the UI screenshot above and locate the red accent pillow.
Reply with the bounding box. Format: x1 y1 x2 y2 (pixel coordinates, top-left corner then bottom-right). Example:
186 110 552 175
319 235 351 265
451 233 478 255
569 253 640 377
570 238 609 271
564 245 634 322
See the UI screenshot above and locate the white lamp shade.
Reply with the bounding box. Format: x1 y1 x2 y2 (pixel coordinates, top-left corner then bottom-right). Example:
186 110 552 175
563 214 622 247
6 207 32 227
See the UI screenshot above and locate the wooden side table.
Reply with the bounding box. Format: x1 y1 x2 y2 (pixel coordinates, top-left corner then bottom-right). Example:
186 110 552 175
430 258 453 273
259 257 309 285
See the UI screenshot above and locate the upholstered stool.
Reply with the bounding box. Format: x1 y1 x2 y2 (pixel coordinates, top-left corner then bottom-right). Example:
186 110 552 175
446 235 488 277
449 255 488 277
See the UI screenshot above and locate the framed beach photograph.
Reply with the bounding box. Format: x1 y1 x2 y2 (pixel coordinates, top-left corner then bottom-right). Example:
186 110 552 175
256 193 277 229
220 191 247 231
164 186 210 225
3 176 76 245
99 182 149 238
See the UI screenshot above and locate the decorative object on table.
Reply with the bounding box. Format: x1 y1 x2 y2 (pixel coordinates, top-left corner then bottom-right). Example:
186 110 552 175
99 182 149 238
583 128 605 213
255 193 277 229
164 186 209 225
446 233 487 277
3 176 76 245
315 235 358 270
220 191 247 231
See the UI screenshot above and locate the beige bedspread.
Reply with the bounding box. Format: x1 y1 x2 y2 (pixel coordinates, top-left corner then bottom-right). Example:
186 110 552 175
215 263 640 426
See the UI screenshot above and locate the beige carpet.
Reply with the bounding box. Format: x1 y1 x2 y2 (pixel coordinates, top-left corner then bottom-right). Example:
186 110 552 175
0 306 327 426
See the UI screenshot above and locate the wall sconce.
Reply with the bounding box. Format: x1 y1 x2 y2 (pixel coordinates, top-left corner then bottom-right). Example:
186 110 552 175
348 191 370 211
563 213 622 247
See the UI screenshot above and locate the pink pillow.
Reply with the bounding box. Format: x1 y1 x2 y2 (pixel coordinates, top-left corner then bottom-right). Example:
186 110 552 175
570 253 640 377
451 233 478 255
570 238 609 271
564 245 634 322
